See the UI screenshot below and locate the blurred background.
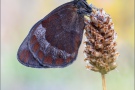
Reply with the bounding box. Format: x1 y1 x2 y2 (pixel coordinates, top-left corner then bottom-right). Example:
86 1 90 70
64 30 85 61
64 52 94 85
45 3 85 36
1 0 134 90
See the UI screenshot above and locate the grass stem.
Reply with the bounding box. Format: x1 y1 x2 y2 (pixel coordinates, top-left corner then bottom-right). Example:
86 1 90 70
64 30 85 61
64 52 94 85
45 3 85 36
102 74 107 90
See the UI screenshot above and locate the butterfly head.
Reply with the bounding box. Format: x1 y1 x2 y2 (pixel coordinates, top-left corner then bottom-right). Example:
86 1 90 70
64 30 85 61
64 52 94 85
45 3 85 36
74 0 92 15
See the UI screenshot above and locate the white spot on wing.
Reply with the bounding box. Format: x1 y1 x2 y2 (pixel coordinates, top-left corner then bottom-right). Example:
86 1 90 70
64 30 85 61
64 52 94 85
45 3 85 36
34 24 46 39
34 24 50 50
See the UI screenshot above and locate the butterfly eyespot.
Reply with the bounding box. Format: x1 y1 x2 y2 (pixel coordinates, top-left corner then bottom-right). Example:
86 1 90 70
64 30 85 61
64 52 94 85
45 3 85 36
30 35 37 44
43 56 53 65
66 57 72 63
55 58 64 66
38 50 44 60
32 42 40 53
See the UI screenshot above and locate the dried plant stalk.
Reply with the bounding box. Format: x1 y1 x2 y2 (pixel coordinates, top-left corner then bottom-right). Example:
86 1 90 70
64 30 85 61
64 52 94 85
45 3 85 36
84 5 119 90
84 5 119 75
102 74 106 90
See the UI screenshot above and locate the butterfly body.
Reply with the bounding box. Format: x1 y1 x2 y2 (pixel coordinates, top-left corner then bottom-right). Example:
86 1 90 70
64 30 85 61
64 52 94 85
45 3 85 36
17 0 92 68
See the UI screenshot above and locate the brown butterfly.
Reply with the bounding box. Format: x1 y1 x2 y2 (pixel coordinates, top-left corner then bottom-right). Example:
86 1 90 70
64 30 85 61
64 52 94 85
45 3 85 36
17 0 92 68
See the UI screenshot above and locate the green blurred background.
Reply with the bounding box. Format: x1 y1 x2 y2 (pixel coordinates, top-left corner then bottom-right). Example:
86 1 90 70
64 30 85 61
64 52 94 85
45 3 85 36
1 0 134 90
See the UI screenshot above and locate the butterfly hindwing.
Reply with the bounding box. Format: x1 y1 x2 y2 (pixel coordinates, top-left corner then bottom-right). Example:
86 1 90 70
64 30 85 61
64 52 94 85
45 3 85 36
17 34 48 68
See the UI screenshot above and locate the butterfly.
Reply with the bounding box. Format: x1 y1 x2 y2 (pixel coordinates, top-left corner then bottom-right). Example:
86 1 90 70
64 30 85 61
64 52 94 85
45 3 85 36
17 0 92 68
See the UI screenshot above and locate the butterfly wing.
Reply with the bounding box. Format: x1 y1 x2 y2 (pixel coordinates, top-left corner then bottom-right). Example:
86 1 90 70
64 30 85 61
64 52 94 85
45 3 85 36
17 30 48 68
18 2 85 68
